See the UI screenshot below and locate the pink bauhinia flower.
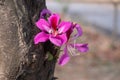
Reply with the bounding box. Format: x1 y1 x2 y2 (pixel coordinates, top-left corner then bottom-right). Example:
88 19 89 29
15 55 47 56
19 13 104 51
34 13 72 46
58 23 88 66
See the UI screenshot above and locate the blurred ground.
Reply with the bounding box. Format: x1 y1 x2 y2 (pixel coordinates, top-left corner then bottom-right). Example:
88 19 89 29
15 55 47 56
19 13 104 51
55 26 120 80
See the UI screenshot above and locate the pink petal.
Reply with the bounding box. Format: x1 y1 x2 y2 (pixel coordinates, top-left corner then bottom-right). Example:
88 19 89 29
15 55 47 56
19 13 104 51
35 19 51 32
48 14 60 30
58 21 72 34
49 33 67 46
66 25 73 39
70 43 88 52
58 47 70 66
34 32 49 44
40 9 52 18
72 24 82 40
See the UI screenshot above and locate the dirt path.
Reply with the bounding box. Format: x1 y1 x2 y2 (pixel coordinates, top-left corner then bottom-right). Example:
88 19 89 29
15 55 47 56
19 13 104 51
55 58 120 80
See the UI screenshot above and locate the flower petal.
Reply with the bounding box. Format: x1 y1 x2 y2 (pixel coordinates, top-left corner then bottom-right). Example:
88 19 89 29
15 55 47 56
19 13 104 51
70 43 88 52
49 33 67 46
58 21 72 34
40 9 51 18
58 47 70 66
73 24 82 40
48 14 60 30
58 33 67 44
35 19 51 32
34 32 49 44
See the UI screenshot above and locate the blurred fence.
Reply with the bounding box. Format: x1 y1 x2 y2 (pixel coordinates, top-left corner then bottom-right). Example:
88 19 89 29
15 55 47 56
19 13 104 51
77 0 120 40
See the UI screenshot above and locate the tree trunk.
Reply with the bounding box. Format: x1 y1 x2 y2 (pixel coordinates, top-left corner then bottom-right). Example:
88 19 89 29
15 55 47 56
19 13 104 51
0 0 57 80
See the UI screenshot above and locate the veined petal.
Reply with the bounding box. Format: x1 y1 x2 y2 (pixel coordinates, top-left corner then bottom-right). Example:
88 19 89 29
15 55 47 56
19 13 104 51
58 47 70 66
70 43 88 52
58 21 72 34
48 14 60 30
58 33 67 44
34 32 49 44
35 19 51 32
49 33 67 46
72 24 82 40
49 36 62 46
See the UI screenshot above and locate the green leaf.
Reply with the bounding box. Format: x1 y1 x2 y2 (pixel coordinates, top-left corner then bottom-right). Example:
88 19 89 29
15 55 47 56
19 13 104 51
47 52 54 61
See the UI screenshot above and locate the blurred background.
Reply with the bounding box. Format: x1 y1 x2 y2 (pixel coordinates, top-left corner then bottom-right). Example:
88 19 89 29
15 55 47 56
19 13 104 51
47 0 120 80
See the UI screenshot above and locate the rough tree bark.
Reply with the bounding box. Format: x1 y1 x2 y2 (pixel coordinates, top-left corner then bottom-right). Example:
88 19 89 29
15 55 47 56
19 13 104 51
0 0 57 80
